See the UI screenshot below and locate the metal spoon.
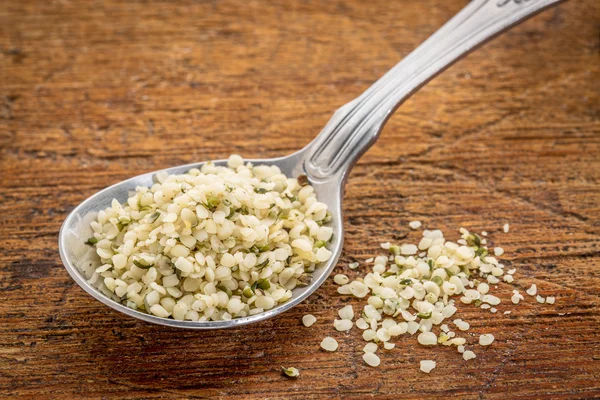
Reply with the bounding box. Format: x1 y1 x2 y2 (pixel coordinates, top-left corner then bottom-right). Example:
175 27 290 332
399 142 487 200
59 0 564 329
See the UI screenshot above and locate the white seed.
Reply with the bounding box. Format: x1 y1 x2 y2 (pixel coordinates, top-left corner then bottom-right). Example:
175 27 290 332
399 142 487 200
407 321 420 335
320 337 338 352
453 319 470 331
349 281 369 298
316 247 332 262
536 295 546 304
503 223 510 233
363 329 377 341
546 296 556 305
479 334 495 346
400 244 418 255
409 221 422 230
349 262 359 270
363 342 378 353
463 350 477 361
477 283 490 294
334 319 353 331
362 352 381 367
494 247 504 256
383 342 395 350
482 295 501 306
419 360 436 373
302 314 317 327
376 328 391 342
112 254 127 270
338 305 354 320
526 284 537 296
334 274 349 285
417 331 437 346
356 318 369 330
149 304 170 318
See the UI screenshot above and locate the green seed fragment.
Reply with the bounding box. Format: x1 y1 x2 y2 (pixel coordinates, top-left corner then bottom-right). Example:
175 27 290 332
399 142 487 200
85 237 98 246
417 311 432 319
431 276 443 286
427 259 434 271
256 278 271 291
466 233 482 247
217 284 232 297
148 211 161 223
242 286 254 298
281 366 299 378
315 240 327 248
204 194 220 211
133 259 153 269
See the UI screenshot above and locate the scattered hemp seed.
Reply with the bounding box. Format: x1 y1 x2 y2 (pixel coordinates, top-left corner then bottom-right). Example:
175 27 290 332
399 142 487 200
302 314 317 327
526 284 538 296
338 305 354 320
363 342 378 353
409 220 422 230
511 295 522 305
334 274 349 285
546 296 556 305
503 223 510 233
320 337 338 352
417 332 437 346
281 366 300 378
494 247 504 256
349 262 359 270
334 319 353 331
536 295 546 304
479 334 495 346
324 226 559 373
356 318 369 330
420 360 436 373
383 342 395 350
363 352 381 367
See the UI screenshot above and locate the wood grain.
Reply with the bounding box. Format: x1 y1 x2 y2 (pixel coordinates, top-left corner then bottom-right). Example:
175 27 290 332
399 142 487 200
1 0 599 398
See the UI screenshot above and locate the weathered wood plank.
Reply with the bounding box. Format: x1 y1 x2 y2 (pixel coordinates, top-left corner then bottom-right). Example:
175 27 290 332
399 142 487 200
1 0 599 398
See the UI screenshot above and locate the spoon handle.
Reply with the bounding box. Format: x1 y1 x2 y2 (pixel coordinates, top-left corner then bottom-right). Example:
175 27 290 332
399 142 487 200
303 0 565 183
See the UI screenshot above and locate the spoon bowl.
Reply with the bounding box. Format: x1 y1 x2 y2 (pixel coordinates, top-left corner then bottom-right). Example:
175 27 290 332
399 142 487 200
59 149 346 329
59 0 563 328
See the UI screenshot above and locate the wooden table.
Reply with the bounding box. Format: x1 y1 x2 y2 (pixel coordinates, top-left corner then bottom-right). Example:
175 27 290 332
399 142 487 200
1 0 599 398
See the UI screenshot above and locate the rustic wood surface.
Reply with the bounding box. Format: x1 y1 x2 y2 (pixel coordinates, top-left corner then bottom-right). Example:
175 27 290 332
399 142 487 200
1 0 599 398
